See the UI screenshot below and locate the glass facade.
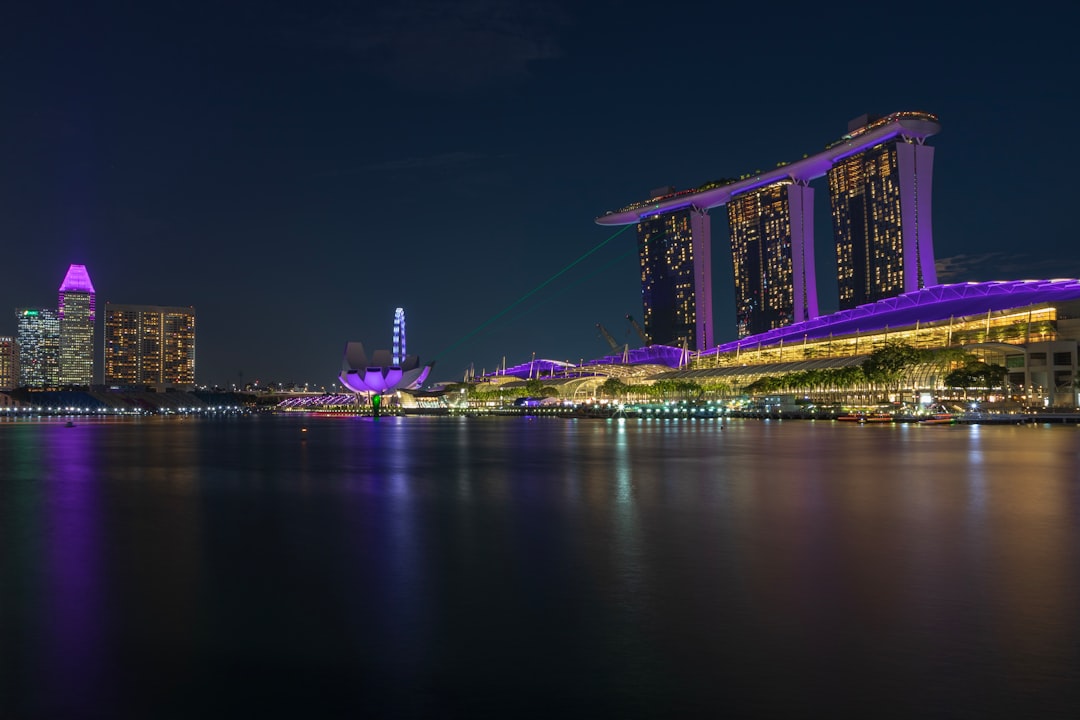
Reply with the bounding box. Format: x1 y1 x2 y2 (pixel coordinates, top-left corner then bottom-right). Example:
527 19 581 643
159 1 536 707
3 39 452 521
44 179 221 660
636 207 712 350
15 308 60 388
608 112 940 347
58 265 96 386
828 136 936 310
727 181 818 338
104 304 196 387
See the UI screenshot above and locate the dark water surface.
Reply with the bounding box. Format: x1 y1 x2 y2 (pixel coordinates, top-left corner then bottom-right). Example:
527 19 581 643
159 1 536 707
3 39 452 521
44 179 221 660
2 415 1079 718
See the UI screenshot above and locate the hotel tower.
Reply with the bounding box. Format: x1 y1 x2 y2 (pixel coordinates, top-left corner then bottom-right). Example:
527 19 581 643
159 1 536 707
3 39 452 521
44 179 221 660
827 115 937 310
727 180 817 338
636 201 713 349
597 111 939 344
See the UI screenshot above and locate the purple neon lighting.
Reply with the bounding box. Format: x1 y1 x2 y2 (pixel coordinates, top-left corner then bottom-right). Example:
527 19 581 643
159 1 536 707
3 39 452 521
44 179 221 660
586 344 686 368
701 279 1080 356
58 265 96 294
486 345 688 380
502 280 1080 376
494 358 577 379
597 112 940 226
339 364 430 394
337 326 432 393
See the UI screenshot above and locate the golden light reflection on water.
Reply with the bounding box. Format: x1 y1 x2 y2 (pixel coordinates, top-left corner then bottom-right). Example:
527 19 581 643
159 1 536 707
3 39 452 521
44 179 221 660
2 416 1078 716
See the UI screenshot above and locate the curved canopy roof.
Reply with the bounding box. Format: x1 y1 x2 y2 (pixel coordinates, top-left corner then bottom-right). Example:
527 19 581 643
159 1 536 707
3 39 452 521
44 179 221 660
705 280 1080 356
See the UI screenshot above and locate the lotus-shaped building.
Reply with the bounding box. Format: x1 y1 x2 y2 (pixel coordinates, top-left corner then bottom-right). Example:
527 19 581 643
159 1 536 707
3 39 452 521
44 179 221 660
338 308 432 394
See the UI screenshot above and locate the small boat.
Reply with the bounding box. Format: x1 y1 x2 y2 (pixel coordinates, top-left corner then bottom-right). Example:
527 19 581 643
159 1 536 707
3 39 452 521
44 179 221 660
837 412 893 424
920 413 956 425
64 420 76 428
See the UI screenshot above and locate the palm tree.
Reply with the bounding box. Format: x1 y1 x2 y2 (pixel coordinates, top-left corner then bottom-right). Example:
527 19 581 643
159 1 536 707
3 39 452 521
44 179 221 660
598 377 628 400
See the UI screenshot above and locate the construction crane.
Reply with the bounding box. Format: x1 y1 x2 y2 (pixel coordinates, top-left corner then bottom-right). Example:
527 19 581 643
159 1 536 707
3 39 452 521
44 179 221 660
626 314 651 346
596 323 620 351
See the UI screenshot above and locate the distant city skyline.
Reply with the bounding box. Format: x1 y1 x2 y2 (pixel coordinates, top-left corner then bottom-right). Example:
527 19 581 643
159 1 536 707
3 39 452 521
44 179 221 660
2 2 1077 385
6 264 197 390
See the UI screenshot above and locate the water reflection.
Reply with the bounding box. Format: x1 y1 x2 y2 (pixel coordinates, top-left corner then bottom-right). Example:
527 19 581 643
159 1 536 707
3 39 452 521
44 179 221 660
38 425 108 712
2 416 1078 717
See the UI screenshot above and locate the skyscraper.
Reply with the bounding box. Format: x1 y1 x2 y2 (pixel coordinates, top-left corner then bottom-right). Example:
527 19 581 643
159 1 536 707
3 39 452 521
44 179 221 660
58 264 96 386
727 181 818 338
0 336 16 391
15 307 60 388
828 116 937 310
597 111 939 342
104 304 196 388
636 203 713 350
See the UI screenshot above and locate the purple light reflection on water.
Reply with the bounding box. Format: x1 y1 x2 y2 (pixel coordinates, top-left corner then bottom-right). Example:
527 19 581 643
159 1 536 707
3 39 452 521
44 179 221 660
5 416 1080 717
40 424 111 714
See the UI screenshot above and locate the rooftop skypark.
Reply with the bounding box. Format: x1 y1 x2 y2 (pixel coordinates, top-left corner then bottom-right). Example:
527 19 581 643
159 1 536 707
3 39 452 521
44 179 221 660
600 111 940 224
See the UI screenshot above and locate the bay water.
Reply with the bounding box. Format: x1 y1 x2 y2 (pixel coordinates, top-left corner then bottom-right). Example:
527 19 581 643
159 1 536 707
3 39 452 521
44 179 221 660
2 415 1079 718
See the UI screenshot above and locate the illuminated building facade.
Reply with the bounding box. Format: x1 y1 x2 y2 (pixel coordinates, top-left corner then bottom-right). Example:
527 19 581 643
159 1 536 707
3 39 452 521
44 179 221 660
597 111 939 341
104 304 196 388
828 115 937 309
636 204 713 349
15 307 60 388
651 279 1080 409
0 336 16 390
58 264 96 386
339 308 432 393
727 181 818 337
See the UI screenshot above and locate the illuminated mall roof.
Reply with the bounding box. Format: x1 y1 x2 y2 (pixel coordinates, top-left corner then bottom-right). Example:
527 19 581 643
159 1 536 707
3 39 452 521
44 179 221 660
705 279 1080 356
584 345 687 369
596 111 940 226
488 346 690 379
477 280 1080 382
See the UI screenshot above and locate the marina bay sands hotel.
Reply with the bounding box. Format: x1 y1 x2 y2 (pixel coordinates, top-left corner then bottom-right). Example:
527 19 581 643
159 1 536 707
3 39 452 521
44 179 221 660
597 111 940 351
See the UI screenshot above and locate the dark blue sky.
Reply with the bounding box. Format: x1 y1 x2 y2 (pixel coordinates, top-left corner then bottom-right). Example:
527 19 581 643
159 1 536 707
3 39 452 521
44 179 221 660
2 1 1076 387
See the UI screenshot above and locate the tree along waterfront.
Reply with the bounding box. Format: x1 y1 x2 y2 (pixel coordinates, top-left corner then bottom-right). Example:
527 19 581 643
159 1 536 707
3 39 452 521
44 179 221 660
447 343 1013 410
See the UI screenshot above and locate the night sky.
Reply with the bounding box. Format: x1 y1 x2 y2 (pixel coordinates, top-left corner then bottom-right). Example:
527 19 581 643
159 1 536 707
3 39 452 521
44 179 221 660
3 1 1077 388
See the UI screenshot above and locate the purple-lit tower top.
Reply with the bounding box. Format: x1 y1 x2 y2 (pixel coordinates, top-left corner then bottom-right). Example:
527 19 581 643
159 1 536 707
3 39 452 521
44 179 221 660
58 264 96 320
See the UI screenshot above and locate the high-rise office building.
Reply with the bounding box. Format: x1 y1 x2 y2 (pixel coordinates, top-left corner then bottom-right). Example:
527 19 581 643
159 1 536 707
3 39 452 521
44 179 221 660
828 116 937 310
58 264 96 386
636 202 713 350
727 181 818 338
104 304 196 388
15 307 60 388
0 336 16 390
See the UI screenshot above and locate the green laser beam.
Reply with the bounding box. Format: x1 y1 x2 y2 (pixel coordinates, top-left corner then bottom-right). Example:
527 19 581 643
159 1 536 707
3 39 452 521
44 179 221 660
470 244 640 344
434 224 632 361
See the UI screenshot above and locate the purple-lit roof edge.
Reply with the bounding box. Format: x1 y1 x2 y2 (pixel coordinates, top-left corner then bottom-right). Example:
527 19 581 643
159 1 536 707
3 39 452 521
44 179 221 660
703 279 1080 356
596 111 940 225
